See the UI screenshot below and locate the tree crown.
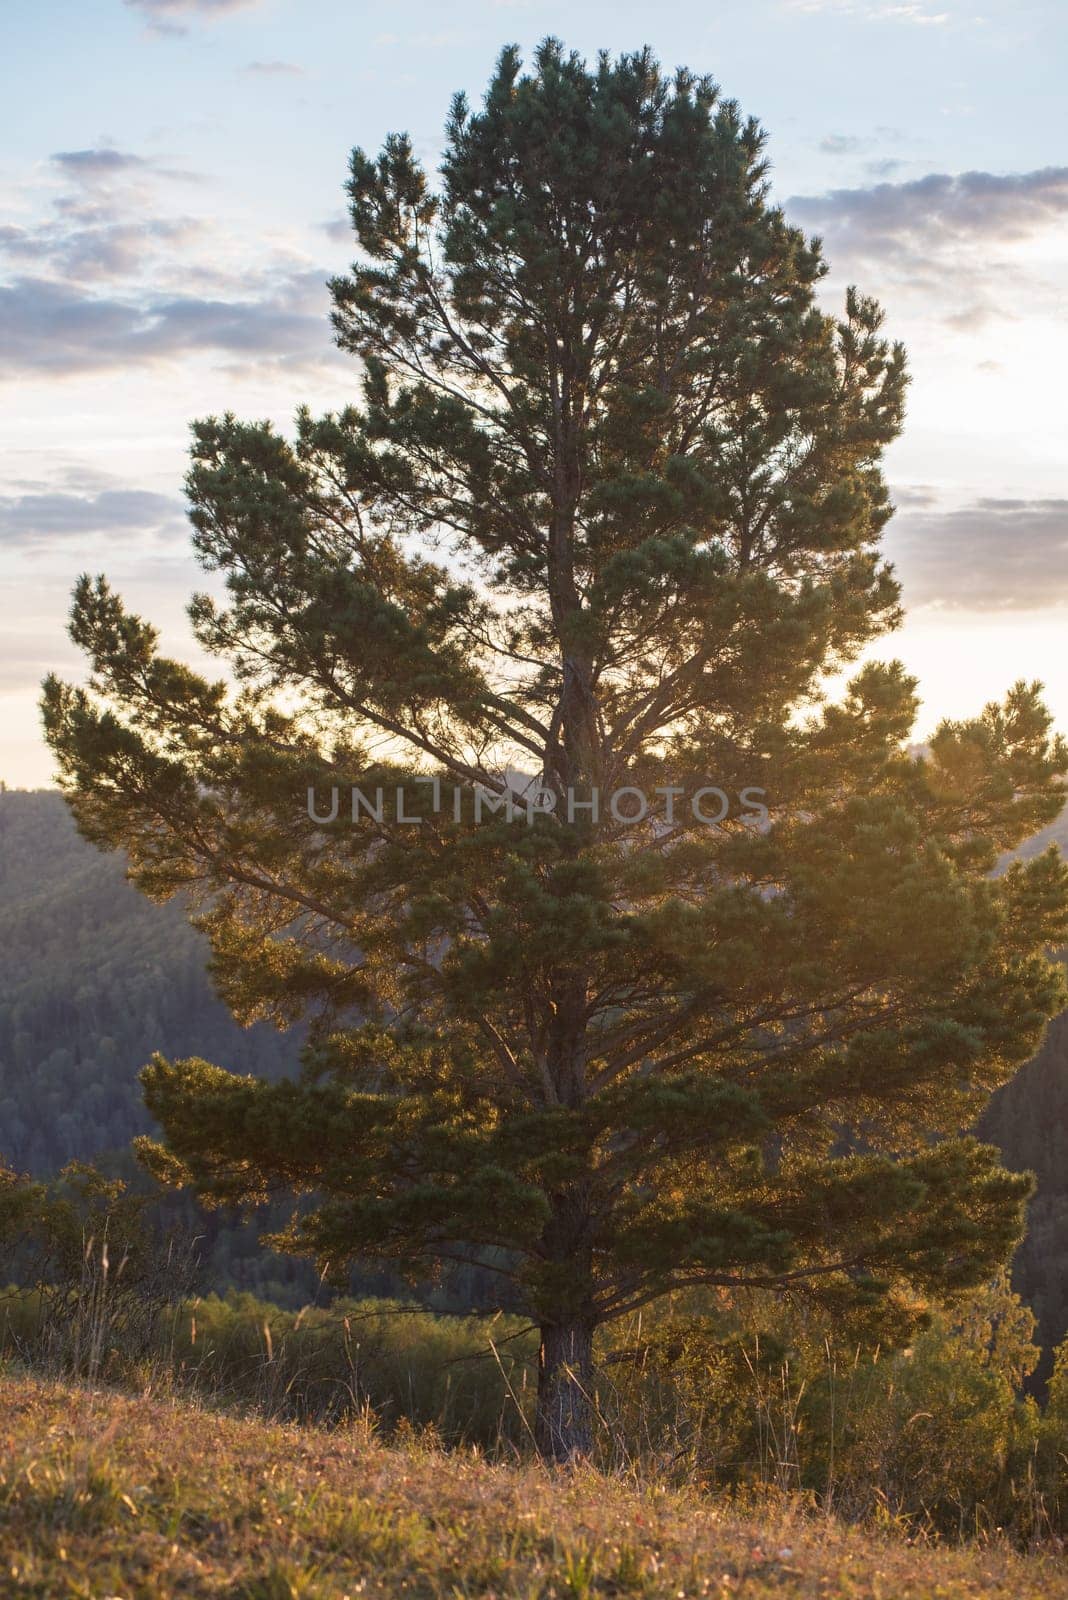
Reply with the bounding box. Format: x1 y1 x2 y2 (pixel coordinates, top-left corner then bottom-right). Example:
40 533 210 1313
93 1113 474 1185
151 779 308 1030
43 44 1068 1430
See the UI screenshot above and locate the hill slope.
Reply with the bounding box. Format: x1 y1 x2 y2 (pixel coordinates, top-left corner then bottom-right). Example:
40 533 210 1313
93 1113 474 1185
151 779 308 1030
0 788 300 1175
981 1011 1068 1371
3 1373 1068 1599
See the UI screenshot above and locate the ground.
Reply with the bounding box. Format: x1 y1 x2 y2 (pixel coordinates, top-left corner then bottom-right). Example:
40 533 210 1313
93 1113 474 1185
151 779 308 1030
2 1373 1068 1599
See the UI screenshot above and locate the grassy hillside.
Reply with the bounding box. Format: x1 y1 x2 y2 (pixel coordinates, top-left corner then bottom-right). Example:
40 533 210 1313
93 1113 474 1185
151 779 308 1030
4 1374 1068 1600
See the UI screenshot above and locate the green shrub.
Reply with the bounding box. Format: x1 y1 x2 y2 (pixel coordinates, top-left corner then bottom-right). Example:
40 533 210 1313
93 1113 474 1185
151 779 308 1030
1 1158 196 1381
163 1291 536 1442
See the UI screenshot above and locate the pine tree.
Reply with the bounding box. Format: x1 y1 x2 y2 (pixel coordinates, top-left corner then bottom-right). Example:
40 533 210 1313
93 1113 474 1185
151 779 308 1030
43 41 1068 1459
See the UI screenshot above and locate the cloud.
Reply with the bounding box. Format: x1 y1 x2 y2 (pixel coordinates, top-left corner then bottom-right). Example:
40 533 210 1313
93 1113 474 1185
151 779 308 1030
888 499 1068 611
0 137 343 379
125 0 265 35
0 636 85 692
868 2 947 18
0 271 334 379
244 59 304 75
820 135 864 156
48 149 203 195
320 214 351 244
126 0 262 15
864 158 904 178
0 489 186 548
785 0 948 19
0 145 213 296
787 166 1068 325
890 485 941 510
52 149 147 181
788 166 1068 256
2 214 204 284
942 302 1009 333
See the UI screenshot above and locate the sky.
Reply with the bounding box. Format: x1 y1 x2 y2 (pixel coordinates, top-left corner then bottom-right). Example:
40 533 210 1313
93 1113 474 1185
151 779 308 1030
1 0 1066 787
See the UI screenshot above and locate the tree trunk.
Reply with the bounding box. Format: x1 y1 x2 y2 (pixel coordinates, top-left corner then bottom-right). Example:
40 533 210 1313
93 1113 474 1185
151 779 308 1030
535 1320 594 1462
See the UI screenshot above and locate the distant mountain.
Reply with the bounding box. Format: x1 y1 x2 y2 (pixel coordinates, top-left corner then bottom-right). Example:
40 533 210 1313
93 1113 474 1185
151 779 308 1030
0 787 300 1176
981 1014 1068 1380
1008 809 1068 863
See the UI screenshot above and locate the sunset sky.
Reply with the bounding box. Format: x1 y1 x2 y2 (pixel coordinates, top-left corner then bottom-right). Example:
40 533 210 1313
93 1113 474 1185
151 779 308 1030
2 0 1066 787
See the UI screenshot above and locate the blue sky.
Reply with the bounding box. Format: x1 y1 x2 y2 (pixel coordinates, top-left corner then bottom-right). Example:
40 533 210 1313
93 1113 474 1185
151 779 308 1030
2 0 1067 784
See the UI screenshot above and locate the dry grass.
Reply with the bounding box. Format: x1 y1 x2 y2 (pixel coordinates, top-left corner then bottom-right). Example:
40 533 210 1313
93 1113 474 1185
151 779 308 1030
2 1372 1068 1599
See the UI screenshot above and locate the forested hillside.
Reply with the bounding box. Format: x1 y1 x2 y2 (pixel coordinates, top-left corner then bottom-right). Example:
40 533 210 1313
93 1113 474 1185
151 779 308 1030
0 788 495 1309
977 809 1068 1366
0 787 300 1176
4 784 1068 1348
981 1013 1068 1372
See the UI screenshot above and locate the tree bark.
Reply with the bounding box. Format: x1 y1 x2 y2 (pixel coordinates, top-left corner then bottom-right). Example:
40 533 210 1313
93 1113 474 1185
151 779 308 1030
535 1320 595 1462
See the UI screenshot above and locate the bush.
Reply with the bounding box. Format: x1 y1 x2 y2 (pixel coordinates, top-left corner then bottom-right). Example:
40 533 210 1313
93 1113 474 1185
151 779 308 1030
161 1291 536 1442
598 1272 1057 1539
1 1158 196 1382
